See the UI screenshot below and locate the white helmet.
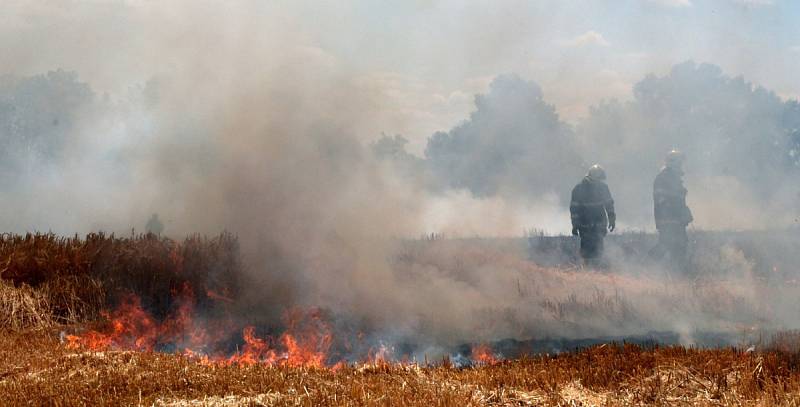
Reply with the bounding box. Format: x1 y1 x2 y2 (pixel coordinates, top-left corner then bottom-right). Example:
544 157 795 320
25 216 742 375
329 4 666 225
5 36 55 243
587 164 606 181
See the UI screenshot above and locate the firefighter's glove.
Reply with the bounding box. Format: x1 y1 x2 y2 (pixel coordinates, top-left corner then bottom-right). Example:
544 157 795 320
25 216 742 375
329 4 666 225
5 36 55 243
608 221 615 232
571 226 579 236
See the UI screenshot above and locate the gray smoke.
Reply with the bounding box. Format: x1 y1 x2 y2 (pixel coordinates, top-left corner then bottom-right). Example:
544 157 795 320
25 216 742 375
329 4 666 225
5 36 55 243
577 61 800 229
424 74 583 200
379 61 800 232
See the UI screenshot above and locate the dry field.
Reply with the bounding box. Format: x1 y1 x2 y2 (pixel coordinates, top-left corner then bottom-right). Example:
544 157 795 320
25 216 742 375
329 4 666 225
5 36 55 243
2 330 800 406
3 233 800 406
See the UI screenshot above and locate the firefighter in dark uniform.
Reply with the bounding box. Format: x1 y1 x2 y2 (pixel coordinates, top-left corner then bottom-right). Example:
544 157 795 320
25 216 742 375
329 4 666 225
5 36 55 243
653 150 693 268
570 165 616 262
146 213 164 236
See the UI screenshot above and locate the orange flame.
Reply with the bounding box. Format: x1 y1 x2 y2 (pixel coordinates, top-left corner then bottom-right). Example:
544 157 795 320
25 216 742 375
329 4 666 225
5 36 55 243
280 308 332 368
203 310 333 368
66 246 342 368
471 343 499 365
67 294 159 351
65 238 340 368
224 326 279 366
67 289 335 369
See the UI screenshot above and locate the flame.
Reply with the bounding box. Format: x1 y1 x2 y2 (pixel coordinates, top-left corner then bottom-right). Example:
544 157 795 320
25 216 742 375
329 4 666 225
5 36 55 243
67 288 334 368
365 343 393 366
471 343 499 365
66 239 337 368
66 292 498 369
281 308 332 367
225 326 279 366
67 294 159 351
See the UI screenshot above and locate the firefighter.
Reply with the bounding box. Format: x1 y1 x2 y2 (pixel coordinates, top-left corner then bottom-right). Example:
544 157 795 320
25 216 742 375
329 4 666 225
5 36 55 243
146 213 164 236
653 150 693 269
570 165 616 263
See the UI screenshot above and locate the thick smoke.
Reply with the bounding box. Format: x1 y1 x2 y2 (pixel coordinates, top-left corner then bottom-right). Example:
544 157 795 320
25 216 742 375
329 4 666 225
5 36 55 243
1 3 800 352
578 62 800 229
424 74 582 201
396 62 800 231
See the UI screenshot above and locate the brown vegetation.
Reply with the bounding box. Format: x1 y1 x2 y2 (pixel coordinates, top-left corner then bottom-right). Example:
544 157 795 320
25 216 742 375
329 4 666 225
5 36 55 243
0 232 240 330
3 233 800 405
2 330 800 406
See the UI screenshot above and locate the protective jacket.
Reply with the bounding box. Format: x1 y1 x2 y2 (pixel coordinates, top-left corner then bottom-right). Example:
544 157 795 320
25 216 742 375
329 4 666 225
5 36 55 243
146 215 164 235
653 167 693 229
570 177 615 234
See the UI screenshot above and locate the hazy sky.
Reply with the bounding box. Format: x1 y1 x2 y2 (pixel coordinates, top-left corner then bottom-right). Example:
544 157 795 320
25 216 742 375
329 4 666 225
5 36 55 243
1 0 798 153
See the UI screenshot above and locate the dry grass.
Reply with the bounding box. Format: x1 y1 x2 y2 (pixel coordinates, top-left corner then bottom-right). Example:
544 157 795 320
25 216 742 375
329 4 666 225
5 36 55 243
4 233 800 405
1 330 800 406
0 280 53 330
0 274 105 330
0 232 240 330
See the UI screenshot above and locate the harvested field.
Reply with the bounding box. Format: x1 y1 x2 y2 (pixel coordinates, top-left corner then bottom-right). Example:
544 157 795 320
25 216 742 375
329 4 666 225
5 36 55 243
2 232 800 405
2 330 800 406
